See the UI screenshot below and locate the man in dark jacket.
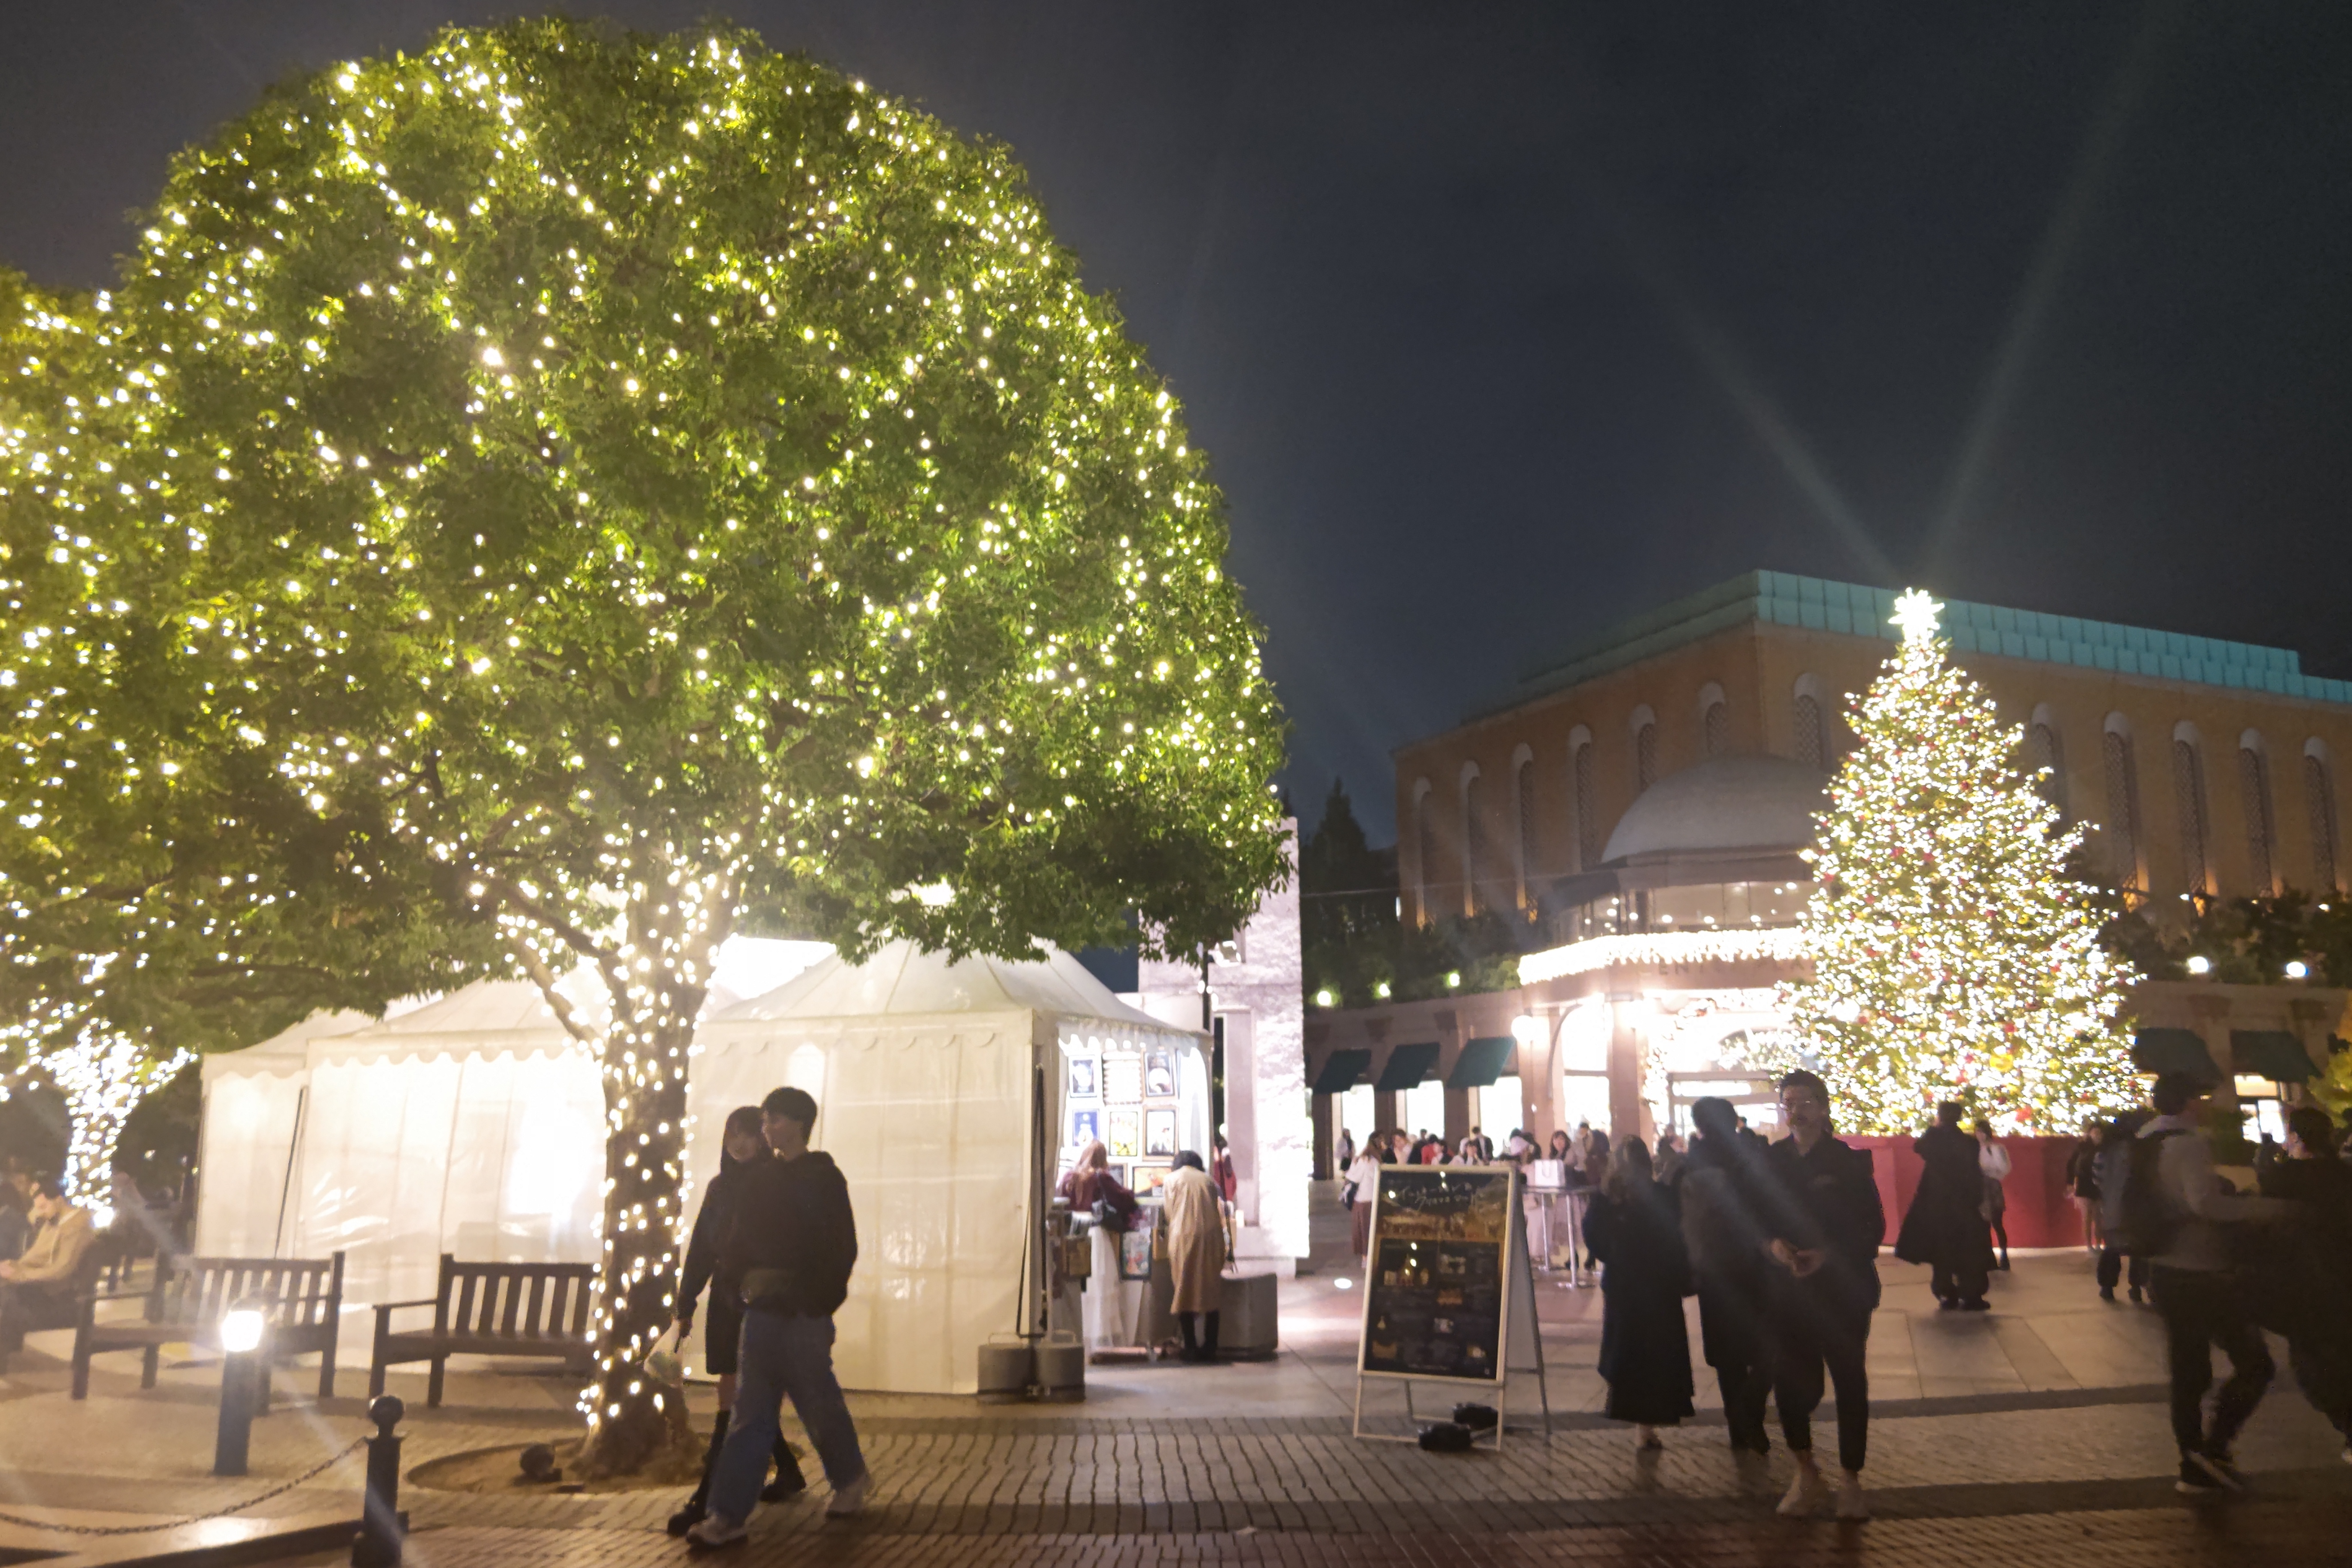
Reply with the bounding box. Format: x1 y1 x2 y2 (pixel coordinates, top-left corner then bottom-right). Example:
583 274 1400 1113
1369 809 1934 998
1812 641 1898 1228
2257 1104 2352 1462
1895 1102 1993 1311
1756 1070 1884 1522
1679 1096 1774 1455
688 1087 870 1548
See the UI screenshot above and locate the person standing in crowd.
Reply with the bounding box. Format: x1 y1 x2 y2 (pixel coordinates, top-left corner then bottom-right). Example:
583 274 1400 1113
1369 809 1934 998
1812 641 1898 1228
1976 1120 2012 1271
2095 1110 2155 1303
2066 1119 2105 1255
1896 1102 1991 1311
1583 1138 1694 1449
2256 1105 2352 1464
1335 1128 1356 1176
1161 1150 1229 1363
1756 1069 1883 1521
1345 1135 1387 1259
1680 1096 1773 1455
1547 1130 1572 1166
1060 1141 1141 1353
668 1108 805 1537
0 1178 97 1362
2126 1072 2286 1495
689 1087 868 1548
1654 1130 1686 1188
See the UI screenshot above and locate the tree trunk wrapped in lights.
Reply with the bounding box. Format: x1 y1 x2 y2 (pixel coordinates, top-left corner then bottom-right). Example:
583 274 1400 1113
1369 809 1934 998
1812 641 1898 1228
1781 591 2142 1137
3 21 1286 1473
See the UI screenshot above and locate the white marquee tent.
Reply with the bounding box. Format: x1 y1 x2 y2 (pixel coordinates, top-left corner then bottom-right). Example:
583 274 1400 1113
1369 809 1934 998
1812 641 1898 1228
195 936 1207 1396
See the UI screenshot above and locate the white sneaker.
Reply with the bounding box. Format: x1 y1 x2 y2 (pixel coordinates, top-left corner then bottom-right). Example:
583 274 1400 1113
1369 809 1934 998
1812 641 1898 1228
1834 1477 1870 1520
1777 1469 1829 1518
825 1471 871 1517
685 1514 747 1550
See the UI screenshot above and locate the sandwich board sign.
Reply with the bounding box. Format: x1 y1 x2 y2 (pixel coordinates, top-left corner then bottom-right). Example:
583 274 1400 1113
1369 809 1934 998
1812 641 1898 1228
1352 1163 1549 1447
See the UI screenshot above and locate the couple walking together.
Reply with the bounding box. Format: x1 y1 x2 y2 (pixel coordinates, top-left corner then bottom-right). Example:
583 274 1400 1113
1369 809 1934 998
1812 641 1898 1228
668 1086 870 1550
1589 1071 1884 1521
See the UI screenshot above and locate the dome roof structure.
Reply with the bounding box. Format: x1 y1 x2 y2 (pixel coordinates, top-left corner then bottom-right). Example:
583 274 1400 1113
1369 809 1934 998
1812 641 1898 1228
1602 755 1827 864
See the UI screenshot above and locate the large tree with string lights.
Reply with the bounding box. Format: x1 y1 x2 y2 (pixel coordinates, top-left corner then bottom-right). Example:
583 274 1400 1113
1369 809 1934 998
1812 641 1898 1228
1781 591 2141 1137
1 21 1286 1472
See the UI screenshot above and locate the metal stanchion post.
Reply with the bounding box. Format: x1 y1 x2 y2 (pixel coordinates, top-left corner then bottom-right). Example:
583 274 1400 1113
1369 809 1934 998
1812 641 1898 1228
214 1303 269 1477
351 1395 405 1568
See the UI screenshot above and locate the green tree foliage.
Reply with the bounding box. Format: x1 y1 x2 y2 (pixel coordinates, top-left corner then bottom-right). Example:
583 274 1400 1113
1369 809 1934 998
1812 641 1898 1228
1 21 1285 1470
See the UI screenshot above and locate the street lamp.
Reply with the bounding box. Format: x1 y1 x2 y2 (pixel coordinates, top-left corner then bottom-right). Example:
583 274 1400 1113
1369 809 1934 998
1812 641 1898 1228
214 1299 270 1476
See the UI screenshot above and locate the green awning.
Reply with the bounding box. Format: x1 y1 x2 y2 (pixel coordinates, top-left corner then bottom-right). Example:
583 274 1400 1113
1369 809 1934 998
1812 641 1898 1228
1312 1048 1371 1095
2132 1027 2217 1080
2231 1030 2315 1083
1447 1035 1516 1089
1374 1041 1440 1092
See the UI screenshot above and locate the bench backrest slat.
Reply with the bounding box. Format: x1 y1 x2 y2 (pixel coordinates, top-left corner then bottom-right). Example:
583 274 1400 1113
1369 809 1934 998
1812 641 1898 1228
147 1253 343 1329
426 1259 596 1344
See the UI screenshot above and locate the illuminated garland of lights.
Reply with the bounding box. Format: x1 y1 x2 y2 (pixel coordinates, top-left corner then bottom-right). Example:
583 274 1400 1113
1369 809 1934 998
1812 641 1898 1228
3 20 1287 1469
1517 926 1808 984
1780 591 2142 1136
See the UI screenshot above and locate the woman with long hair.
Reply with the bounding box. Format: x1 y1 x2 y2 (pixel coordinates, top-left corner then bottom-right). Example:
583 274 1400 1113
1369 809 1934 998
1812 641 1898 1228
1061 1140 1142 1352
668 1106 805 1536
1345 1133 1387 1259
1582 1137 1694 1450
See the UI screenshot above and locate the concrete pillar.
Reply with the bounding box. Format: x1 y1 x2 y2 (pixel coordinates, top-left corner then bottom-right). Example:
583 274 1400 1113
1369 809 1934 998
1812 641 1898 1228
1442 1086 1471 1147
1608 992 1647 1141
1310 1092 1334 1180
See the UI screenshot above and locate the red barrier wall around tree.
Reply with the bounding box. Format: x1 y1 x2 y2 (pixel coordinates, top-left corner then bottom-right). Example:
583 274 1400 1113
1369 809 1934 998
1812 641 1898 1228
1847 1135 2085 1250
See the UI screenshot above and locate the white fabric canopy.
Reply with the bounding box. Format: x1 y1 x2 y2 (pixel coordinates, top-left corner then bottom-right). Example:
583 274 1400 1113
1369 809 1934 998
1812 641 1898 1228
194 936 1203 1395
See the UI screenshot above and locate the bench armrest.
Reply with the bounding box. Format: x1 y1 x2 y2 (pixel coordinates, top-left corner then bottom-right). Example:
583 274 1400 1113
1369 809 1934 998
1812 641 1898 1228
371 1297 441 1322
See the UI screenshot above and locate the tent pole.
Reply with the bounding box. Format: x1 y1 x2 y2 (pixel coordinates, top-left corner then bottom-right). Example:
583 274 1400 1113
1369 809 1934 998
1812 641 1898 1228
272 1084 308 1259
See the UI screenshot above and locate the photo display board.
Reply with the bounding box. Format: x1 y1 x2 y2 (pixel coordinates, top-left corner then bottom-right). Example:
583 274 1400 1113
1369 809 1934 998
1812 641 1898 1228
1357 1165 1515 1383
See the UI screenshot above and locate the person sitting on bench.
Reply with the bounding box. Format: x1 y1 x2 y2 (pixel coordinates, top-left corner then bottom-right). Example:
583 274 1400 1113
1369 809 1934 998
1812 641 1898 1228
1 1177 95 1355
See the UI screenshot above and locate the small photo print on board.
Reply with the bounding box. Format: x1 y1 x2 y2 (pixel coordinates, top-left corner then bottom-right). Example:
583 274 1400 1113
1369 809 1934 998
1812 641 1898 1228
1069 1057 1099 1099
1070 1109 1100 1147
1107 1107 1142 1160
1144 1108 1176 1158
1144 1049 1176 1098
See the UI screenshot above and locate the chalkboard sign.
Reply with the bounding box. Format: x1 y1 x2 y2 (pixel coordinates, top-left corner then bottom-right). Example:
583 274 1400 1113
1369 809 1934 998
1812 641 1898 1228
1357 1165 1517 1384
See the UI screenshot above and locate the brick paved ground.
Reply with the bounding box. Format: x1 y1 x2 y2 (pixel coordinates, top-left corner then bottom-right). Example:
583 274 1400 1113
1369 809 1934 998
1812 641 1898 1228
6 1207 2349 1567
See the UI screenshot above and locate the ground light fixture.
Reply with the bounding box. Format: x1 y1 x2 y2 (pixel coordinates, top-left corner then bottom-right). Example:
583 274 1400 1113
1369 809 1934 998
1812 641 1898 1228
214 1299 271 1476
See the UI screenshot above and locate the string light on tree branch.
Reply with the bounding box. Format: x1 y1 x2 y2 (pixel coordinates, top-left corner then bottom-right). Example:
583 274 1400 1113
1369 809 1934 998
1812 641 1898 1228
1780 590 2142 1136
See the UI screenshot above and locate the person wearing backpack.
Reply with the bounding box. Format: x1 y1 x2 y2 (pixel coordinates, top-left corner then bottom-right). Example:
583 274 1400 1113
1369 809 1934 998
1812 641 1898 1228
2093 1112 2155 1303
2124 1071 2290 1495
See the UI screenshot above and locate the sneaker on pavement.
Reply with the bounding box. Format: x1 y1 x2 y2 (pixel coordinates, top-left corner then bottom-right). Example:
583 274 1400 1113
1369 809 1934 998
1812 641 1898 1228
2098 1287 2116 1302
1834 1478 1870 1520
685 1514 749 1550
2183 1457 2239 1495
2128 1286 2144 1305
826 1471 871 1518
2176 1458 2230 1495
1777 1470 1830 1518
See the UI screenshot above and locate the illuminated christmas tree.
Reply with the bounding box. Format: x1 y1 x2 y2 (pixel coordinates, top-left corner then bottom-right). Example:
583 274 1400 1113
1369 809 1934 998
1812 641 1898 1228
1782 590 2142 1136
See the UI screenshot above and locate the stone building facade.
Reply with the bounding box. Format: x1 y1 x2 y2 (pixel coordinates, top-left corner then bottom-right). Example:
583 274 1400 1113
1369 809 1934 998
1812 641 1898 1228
1308 572 2352 1168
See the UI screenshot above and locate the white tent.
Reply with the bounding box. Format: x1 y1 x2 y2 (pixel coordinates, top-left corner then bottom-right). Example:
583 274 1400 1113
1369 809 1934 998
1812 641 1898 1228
195 939 831 1305
690 939 1210 1394
194 935 1207 1396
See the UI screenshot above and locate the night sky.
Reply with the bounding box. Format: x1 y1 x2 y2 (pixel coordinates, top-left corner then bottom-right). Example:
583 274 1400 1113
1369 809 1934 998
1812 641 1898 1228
6 3 2348 841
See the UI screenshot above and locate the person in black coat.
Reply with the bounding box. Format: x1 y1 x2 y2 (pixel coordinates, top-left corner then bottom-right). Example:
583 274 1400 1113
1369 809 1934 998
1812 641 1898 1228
2257 1105 2352 1456
1754 1071 1885 1521
665 1106 805 1537
1678 1096 1774 1454
1895 1102 1992 1311
1583 1137 1694 1448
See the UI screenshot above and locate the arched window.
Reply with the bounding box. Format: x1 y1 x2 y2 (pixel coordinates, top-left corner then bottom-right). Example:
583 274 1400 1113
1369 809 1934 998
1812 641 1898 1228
2239 732 2277 896
1698 682 1729 758
2173 725 2212 899
1510 744 1535 913
1411 778 1436 926
2307 740 2341 893
1460 762 1486 917
2028 704 2065 816
1569 728 1597 870
2102 716 2144 892
1630 705 1658 793
1792 676 1826 772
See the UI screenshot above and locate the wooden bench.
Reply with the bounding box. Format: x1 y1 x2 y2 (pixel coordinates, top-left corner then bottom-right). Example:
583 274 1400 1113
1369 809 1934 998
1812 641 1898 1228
368 1255 596 1407
73 1251 344 1402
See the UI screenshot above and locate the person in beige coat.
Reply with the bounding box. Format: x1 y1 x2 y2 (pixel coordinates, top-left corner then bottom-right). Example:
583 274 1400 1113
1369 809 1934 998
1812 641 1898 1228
1160 1151 1228 1363
0 1178 97 1357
